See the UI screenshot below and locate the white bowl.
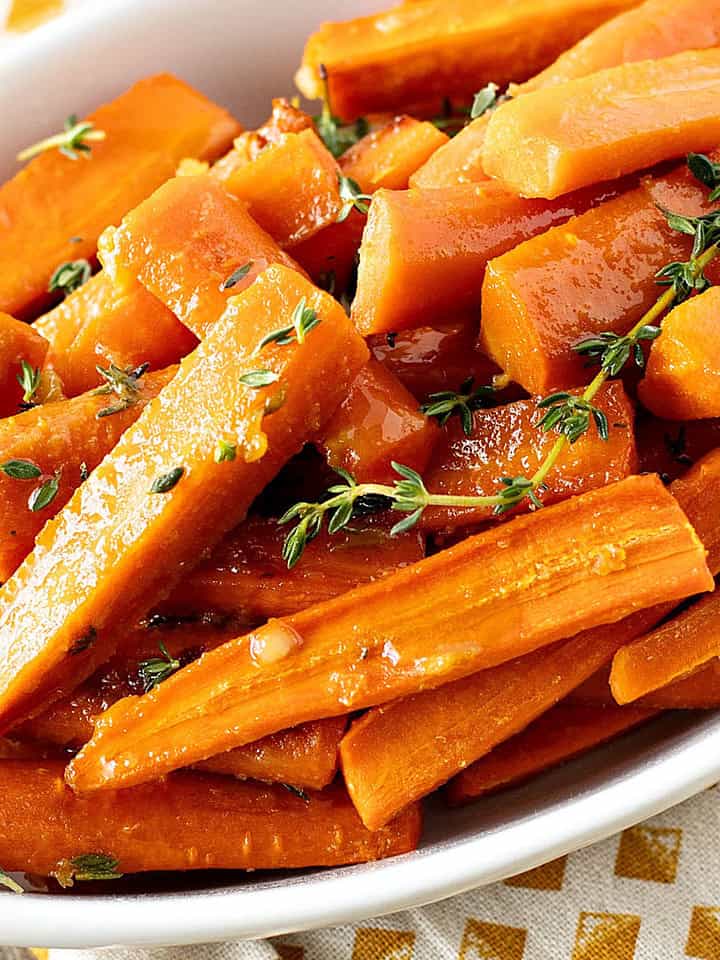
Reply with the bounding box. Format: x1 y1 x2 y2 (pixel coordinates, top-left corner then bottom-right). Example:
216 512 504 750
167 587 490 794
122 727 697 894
1 0 720 947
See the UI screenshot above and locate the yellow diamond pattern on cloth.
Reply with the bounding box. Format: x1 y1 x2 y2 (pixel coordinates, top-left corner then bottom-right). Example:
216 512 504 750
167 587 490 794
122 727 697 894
457 919 527 960
685 906 720 959
352 928 415 960
614 825 683 884
504 856 567 892
571 912 641 960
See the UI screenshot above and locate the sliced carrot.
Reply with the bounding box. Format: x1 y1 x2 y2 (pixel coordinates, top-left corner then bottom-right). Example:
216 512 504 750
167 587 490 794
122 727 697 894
0 265 369 731
318 358 441 484
295 0 637 121
98 175 300 338
664 448 720 570
0 74 240 320
569 661 720 709
639 286 720 419
636 414 720 483
66 475 712 793
483 49 720 199
409 117 493 190
0 313 48 417
0 760 421 877
421 381 637 531
444 703 657 805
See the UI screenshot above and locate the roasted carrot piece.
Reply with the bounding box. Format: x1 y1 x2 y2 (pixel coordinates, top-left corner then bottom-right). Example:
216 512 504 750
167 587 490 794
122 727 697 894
0 266 369 731
483 50 720 199
568 661 720 709
66 475 712 793
0 313 48 417
639 286 720 419
295 0 637 121
636 414 720 483
160 516 425 621
98 175 300 338
34 273 197 397
444 703 657 806
0 367 176 582
0 74 240 320
421 381 637 531
351 179 623 335
318 359 441 484
480 160 720 394
663 448 720 569
0 761 421 877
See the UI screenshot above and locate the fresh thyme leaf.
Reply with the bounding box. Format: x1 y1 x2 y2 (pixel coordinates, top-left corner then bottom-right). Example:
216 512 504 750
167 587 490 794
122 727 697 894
430 97 471 134
573 326 661 376
240 369 280 388
69 853 123 882
257 298 321 349
0 459 41 480
28 475 59 512
138 640 181 693
314 64 369 158
91 362 149 419
337 175 372 223
493 475 537 516
16 360 42 406
149 467 184 494
220 261 253 291
536 392 609 444
420 376 496 435
48 258 91 296
687 152 720 201
281 783 310 802
471 82 500 119
17 115 107 163
214 439 237 463
0 870 23 894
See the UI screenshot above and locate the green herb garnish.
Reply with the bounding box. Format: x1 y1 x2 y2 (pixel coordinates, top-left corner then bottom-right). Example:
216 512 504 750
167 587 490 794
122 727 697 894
91 362 149 419
149 467 184 494
16 360 42 407
687 152 720 201
314 64 368 158
18 115 106 162
257 297 321 349
68 853 123 882
0 459 41 480
138 640 181 693
48 258 91 297
220 261 253 291
420 376 496 435
214 440 237 463
239 370 280 388
337 175 372 223
471 83 500 120
28 475 59 512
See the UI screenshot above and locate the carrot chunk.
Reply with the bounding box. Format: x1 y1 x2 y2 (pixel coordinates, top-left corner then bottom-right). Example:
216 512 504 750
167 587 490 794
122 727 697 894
0 761 421 877
66 475 712 793
483 50 720 199
639 286 720 419
0 74 240 319
0 313 48 417
569 661 720 709
0 265 369 730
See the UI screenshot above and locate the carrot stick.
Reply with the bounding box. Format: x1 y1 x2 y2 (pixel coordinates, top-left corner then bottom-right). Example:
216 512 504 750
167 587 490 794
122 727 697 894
639 286 720 419
34 273 197 397
318 358 441 484
0 313 48 417
0 760 421 877
483 50 720 199
66 475 712 793
568 661 720 709
98 175 301 338
421 381 637 532
0 367 176 582
0 265 369 731
444 703 657 806
636 414 720 483
295 0 637 121
0 74 240 320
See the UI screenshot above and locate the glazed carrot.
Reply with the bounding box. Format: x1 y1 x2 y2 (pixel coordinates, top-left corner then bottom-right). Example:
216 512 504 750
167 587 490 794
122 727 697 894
639 286 720 419
636 414 720 483
444 704 657 805
66 475 712 793
318 359 441 484
0 266 369 731
0 313 48 417
568 661 720 709
421 381 637 531
0 74 240 320
661 448 720 570
98 175 300 338
160 516 426 621
351 179 623 335
0 367 176 582
483 50 720 199
480 159 720 394
34 273 197 397
295 0 637 121
0 761 421 877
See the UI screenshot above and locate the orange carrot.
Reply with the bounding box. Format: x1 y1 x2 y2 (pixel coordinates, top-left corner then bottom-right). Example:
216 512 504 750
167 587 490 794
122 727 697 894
636 414 720 483
665 448 720 570
98 175 300 338
483 50 720 199
0 313 48 417
0 761 421 877
66 475 712 793
568 661 720 709
421 381 637 531
0 265 369 731
445 703 657 805
0 74 240 319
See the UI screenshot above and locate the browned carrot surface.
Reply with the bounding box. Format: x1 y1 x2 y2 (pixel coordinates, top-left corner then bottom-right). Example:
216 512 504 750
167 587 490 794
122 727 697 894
0 265 368 732
636 415 720 483
568 661 720 709
66 475 712 793
0 312 48 417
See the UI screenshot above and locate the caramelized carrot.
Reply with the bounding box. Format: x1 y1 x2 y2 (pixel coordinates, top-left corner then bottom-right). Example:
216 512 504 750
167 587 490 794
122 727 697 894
639 286 720 419
0 761 421 877
421 381 637 531
0 266 369 731
663 447 720 569
636 414 720 483
483 50 720 199
98 175 300 338
0 74 240 319
318 359 441 484
445 703 657 805
0 313 48 417
0 367 176 582
66 475 712 793
34 274 197 397
569 661 720 709
295 0 637 121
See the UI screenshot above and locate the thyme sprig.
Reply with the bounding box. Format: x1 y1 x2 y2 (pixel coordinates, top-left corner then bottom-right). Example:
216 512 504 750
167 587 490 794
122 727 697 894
138 640 181 693
470 82 500 119
48 258 91 297
314 64 368 158
257 298 321 349
536 392 609 444
29 475 59 512
687 152 720 201
90 362 149 419
337 175 372 223
68 853 123 882
17 114 106 162
573 326 661 375
0 869 23 894
420 376 496 436
16 360 41 407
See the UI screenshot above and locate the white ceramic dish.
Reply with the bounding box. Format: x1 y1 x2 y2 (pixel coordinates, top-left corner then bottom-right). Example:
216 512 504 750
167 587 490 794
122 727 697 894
2 0 720 947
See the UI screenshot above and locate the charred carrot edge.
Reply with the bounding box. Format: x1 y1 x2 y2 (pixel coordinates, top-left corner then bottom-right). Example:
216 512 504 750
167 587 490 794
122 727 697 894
66 475 712 794
0 312 48 418
0 760 421 877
